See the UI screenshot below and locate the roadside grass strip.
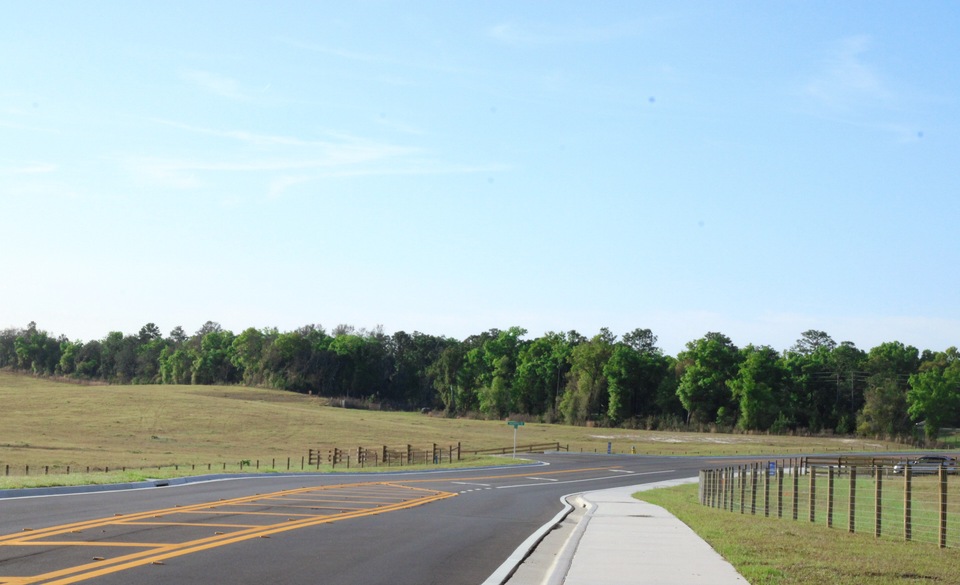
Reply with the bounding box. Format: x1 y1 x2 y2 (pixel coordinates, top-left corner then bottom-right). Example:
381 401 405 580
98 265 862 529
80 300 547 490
0 482 455 584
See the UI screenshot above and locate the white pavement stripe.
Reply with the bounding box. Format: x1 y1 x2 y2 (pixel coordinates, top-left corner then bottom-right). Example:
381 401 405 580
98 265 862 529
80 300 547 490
496 470 674 490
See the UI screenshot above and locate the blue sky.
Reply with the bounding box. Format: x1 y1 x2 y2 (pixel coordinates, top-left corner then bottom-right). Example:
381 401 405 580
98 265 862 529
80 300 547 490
2 2 958 356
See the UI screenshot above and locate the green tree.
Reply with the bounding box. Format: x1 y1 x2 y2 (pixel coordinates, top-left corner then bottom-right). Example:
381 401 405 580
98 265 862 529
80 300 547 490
515 331 575 417
783 335 865 433
231 327 270 386
134 323 167 383
907 347 960 441
604 344 642 425
560 328 615 425
676 332 741 426
790 330 837 355
75 340 102 378
13 322 61 375
328 330 388 399
191 327 237 385
727 345 788 431
159 346 192 384
475 327 527 418
58 339 83 376
386 331 449 407
856 341 919 436
429 342 468 413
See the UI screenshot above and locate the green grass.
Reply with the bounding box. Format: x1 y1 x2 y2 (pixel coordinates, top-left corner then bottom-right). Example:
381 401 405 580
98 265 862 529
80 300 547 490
938 429 960 448
636 483 960 585
700 466 960 548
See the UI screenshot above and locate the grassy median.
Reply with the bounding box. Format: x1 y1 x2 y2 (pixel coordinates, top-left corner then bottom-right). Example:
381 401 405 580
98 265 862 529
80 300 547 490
636 483 960 585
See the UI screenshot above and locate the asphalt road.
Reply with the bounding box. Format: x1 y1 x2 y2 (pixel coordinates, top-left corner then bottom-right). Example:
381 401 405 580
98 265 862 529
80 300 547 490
0 453 712 585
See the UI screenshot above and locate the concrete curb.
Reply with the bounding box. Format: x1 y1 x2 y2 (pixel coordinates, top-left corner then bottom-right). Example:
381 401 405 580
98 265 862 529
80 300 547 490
490 477 700 585
480 495 578 585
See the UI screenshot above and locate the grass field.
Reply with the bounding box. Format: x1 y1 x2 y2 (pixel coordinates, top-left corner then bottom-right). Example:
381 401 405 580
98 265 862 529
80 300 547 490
0 371 920 482
637 483 960 584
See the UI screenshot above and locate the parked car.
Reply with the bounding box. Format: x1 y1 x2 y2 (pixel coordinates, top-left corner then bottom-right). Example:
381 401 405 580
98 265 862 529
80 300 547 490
892 455 958 475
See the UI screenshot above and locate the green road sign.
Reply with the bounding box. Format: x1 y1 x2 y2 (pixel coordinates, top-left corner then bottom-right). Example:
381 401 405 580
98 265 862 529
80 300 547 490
507 421 524 428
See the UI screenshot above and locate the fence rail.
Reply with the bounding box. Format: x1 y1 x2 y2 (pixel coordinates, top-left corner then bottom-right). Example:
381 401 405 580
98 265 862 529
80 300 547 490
699 459 960 549
3 458 322 477
1 440 568 480
463 442 568 456
308 443 462 469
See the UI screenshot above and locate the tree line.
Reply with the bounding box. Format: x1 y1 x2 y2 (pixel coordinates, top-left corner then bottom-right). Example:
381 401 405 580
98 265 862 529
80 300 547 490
2 322 958 441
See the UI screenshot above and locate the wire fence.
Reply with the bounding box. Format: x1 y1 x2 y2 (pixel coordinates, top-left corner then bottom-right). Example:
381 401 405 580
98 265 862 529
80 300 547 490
698 459 960 548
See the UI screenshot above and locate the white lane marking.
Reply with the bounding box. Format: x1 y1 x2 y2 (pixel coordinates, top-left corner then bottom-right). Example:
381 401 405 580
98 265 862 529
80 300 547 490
495 469 675 489
610 469 635 474
451 482 491 487
525 477 559 482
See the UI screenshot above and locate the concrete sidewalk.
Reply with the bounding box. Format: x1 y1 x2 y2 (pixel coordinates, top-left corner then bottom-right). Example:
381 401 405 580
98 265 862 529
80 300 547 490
505 480 748 585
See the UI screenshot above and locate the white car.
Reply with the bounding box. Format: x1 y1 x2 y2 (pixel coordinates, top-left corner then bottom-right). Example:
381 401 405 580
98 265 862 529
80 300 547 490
892 455 958 475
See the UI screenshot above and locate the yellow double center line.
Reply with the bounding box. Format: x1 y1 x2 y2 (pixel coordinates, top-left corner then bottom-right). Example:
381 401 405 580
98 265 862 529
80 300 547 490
0 482 455 585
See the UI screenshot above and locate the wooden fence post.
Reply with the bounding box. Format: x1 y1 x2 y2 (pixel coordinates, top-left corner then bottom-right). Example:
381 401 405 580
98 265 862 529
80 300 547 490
875 466 883 538
728 467 735 511
751 464 758 515
904 466 912 541
719 468 724 509
731 467 737 511
739 466 745 514
731 467 736 511
698 470 704 504
777 467 784 519
828 466 835 528
792 464 799 521
939 465 947 549
714 469 720 508
707 470 714 507
848 466 857 533
809 466 816 522
764 463 770 517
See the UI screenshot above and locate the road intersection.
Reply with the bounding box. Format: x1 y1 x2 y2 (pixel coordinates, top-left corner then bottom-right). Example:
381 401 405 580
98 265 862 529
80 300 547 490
0 454 712 584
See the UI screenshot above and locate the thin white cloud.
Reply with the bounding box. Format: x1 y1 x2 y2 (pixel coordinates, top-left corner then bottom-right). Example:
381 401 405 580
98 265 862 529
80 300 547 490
278 37 468 76
155 119 327 147
181 69 257 101
487 19 649 46
267 175 311 199
373 116 426 136
804 35 892 109
278 38 385 63
0 163 58 175
0 117 56 133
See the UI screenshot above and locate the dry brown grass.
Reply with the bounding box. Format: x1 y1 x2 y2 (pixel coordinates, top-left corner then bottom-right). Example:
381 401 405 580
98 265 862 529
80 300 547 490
0 371 913 473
